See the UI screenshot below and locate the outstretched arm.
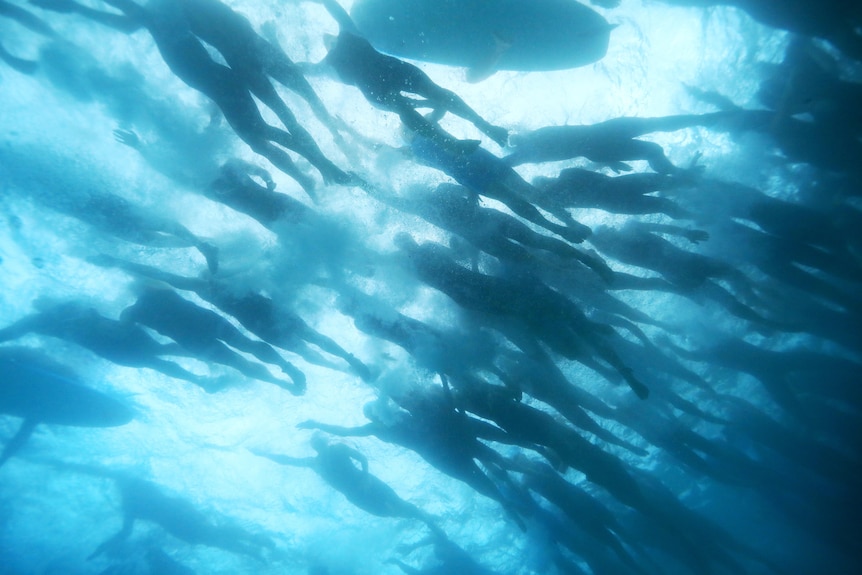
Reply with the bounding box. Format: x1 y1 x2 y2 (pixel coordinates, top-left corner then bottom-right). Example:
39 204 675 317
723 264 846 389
3 0 58 37
297 420 377 437
87 254 202 292
249 449 315 468
0 315 43 343
631 221 709 244
31 0 142 32
101 0 146 21
314 0 359 35
0 42 38 74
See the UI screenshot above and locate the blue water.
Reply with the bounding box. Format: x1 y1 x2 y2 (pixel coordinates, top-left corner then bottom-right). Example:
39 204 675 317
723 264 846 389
1 1 860 574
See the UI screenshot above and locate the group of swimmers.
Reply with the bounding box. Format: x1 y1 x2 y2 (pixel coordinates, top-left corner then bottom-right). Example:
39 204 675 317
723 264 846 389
2 1 862 574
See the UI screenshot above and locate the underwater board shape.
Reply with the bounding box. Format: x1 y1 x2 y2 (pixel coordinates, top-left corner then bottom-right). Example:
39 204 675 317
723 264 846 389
350 0 613 80
0 347 134 467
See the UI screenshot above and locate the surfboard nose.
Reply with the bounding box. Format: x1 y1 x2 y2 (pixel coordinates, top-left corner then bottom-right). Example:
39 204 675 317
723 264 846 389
0 347 135 427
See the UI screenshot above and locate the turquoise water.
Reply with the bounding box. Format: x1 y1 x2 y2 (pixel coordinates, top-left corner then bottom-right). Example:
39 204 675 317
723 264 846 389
1 1 860 574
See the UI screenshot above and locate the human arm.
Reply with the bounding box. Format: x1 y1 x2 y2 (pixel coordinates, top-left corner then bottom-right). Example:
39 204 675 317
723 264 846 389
221 158 277 191
0 44 38 74
0 315 42 342
312 0 359 35
249 448 315 468
296 420 377 437
31 0 142 32
3 0 57 37
87 255 202 291
631 221 710 244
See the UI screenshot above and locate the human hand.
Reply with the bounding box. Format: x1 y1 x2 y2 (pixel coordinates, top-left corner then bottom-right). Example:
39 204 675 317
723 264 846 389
685 229 710 244
113 129 141 149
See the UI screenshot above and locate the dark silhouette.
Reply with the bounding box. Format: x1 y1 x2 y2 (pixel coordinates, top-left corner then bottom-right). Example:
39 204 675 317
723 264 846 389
517 457 651 575
172 0 353 153
0 347 133 468
407 131 591 244
683 101 862 178
0 300 215 390
0 42 38 74
0 141 219 272
375 183 610 278
450 374 650 475
91 255 370 381
206 160 313 230
498 347 649 454
347 0 612 78
395 234 649 399
120 285 306 394
337 287 508 386
32 0 353 199
531 168 691 220
669 176 862 261
757 38 862 136
720 395 861 488
388 531 499 575
694 218 862 316
298 394 528 530
337 288 646 455
2 0 58 36
39 461 273 560
252 434 439 531
588 221 778 328
505 115 707 173
662 335 862 426
312 0 508 147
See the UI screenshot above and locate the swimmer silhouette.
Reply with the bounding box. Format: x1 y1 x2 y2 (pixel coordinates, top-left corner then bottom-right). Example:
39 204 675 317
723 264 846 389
395 234 649 399
174 0 355 159
374 183 610 278
312 0 509 147
32 0 352 199
406 130 591 244
120 284 307 394
505 115 708 173
252 433 441 532
90 255 371 382
0 299 216 390
37 460 273 560
207 160 312 229
299 395 529 531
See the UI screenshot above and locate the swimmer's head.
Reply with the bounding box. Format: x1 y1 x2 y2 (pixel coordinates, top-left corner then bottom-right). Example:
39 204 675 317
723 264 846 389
323 33 337 51
127 277 173 297
531 175 554 189
362 401 379 422
434 183 470 207
393 232 417 252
